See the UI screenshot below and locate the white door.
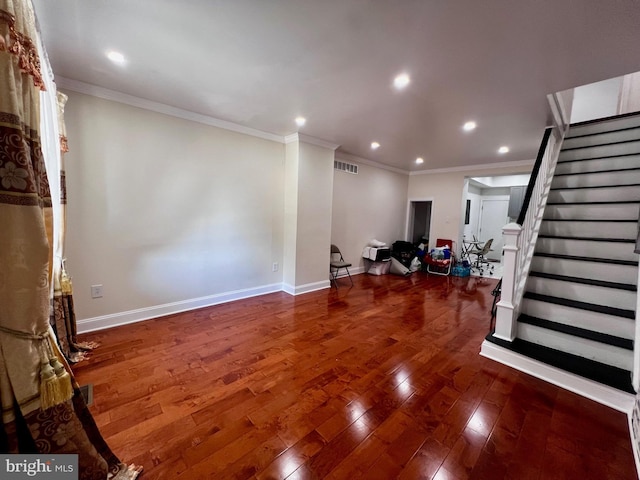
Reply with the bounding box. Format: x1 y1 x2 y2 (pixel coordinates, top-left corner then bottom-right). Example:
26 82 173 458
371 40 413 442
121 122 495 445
478 198 509 261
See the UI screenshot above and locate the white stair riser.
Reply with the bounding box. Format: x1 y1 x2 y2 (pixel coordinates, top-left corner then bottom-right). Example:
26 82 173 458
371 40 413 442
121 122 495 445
517 323 633 370
536 238 637 262
521 297 635 339
539 221 637 239
526 276 637 311
548 186 640 203
552 170 640 189
544 203 640 221
562 127 640 150
556 155 640 175
568 115 640 138
531 256 638 286
559 141 640 162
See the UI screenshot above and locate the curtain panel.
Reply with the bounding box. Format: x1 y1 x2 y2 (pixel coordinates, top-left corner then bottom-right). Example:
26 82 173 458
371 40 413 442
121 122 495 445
0 1 139 478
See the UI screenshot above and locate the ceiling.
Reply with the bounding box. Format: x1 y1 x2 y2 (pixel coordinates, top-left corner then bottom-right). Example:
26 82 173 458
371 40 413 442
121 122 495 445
32 0 640 172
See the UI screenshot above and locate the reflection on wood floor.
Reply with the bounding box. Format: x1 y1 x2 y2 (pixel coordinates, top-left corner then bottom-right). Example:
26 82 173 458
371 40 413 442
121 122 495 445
73 272 636 479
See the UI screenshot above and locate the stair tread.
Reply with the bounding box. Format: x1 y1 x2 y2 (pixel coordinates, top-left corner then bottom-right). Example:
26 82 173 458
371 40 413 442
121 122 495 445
561 138 640 152
518 314 634 350
569 111 640 129
537 234 636 243
485 334 634 394
554 166 640 177
542 218 637 222
565 125 640 141
529 271 637 292
533 252 639 267
546 200 640 205
523 292 635 319
550 183 640 191
557 152 640 164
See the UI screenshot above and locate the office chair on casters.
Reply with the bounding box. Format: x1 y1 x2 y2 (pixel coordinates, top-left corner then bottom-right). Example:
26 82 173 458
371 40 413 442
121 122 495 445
469 238 494 276
330 244 353 287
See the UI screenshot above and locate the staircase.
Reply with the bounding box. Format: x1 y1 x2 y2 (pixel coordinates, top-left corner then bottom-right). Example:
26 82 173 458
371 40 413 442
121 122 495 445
493 113 640 393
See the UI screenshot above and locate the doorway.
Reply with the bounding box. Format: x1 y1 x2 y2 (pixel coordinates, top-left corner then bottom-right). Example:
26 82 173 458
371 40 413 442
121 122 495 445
408 201 432 245
478 198 509 261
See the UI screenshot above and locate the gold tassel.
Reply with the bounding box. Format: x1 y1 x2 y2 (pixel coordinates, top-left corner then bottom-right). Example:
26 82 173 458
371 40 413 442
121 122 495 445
39 338 74 410
39 360 59 410
50 357 73 404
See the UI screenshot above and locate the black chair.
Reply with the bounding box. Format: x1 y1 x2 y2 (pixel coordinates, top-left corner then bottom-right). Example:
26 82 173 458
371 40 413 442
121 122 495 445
330 244 353 287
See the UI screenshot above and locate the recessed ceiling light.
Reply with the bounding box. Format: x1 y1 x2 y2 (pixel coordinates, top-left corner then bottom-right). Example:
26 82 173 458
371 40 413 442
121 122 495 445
415 157 424 164
295 116 306 127
106 50 126 65
498 146 510 154
393 73 410 90
371 142 380 150
462 121 477 132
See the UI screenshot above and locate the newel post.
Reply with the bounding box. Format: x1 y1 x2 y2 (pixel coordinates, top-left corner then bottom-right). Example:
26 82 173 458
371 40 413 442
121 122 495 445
494 223 522 341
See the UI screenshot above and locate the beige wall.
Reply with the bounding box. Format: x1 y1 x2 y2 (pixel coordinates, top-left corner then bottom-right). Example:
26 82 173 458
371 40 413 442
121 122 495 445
331 161 409 269
64 91 285 322
408 164 533 254
295 142 334 286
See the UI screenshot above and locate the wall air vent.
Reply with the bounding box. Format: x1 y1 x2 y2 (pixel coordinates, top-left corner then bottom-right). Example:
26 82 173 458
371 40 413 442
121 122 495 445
334 160 358 174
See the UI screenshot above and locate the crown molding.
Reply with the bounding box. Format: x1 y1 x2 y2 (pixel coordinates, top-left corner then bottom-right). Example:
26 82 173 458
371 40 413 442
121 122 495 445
336 152 410 176
409 158 535 176
55 76 285 144
284 132 340 150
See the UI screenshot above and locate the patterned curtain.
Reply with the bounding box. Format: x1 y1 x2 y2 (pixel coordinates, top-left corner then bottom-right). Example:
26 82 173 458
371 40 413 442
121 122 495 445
51 91 98 363
0 1 140 478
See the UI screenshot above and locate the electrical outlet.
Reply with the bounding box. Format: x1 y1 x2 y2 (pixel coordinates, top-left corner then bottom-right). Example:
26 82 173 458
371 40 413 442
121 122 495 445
272 262 278 272
91 284 103 298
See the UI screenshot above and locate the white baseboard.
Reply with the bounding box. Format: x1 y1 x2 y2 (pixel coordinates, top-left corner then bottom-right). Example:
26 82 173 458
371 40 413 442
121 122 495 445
282 280 331 295
77 283 283 333
79 266 368 332
480 340 634 413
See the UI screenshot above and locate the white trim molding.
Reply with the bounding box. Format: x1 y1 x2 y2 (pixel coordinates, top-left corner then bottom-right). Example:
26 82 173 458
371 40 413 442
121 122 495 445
77 283 283 333
282 280 331 296
410 159 535 176
55 76 284 143
480 340 634 413
285 132 340 151
336 152 410 176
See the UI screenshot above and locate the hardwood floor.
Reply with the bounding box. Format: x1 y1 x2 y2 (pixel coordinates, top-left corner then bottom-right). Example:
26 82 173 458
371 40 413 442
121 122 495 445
72 273 637 479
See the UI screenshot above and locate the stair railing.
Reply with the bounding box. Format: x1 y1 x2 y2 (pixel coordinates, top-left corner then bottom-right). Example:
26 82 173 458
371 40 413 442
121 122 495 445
493 126 566 341
634 212 640 390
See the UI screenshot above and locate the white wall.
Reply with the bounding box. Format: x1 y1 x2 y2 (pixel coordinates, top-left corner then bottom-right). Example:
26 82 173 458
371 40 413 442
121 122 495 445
331 161 408 270
294 141 334 287
63 91 285 326
571 77 623 123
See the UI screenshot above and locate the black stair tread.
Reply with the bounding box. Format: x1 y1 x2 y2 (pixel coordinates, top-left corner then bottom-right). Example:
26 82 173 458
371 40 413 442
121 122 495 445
542 218 637 223
560 138 640 152
518 314 634 350
523 292 636 319
529 271 637 292
537 234 636 243
554 166 640 177
485 333 635 394
569 111 640 129
534 252 639 267
550 183 640 191
565 125 640 141
546 200 640 205
557 152 640 164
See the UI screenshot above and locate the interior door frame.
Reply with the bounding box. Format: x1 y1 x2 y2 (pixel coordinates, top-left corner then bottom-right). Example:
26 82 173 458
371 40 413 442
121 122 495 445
406 197 434 246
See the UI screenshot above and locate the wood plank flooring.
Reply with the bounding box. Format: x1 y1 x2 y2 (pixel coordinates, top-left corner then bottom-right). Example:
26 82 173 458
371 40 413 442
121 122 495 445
72 273 637 479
